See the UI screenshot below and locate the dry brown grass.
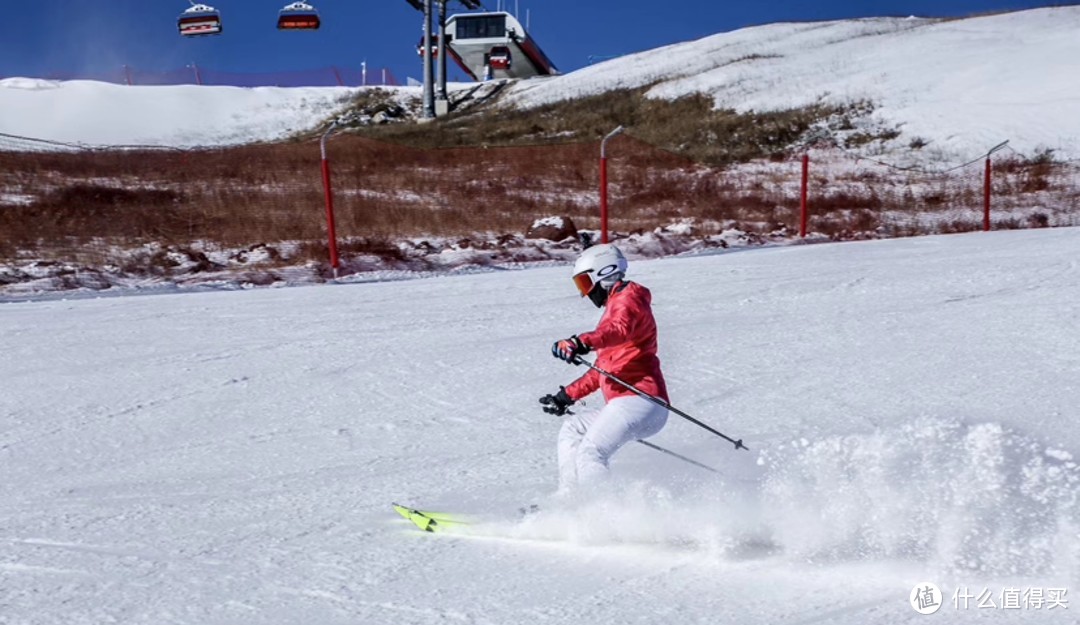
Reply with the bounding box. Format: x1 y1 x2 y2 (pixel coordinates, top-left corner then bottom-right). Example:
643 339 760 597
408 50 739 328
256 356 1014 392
2 98 1078 267
353 88 848 167
0 134 712 257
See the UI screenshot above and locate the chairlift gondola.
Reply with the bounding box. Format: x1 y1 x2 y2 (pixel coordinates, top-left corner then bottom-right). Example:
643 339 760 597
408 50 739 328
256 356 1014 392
178 3 222 37
417 35 441 58
277 2 320 30
489 45 512 71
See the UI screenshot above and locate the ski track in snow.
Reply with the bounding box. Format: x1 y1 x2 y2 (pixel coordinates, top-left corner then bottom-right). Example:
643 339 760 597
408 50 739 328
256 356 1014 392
2 229 1079 624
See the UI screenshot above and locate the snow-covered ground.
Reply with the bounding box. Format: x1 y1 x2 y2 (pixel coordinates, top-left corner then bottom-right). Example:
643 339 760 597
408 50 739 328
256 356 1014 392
3 228 1078 623
3 7 1079 160
0 227 787 299
0 79 366 149
507 7 1080 161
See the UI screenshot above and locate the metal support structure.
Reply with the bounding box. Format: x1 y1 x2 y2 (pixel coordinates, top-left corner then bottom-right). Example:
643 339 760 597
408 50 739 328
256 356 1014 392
320 122 341 275
599 125 624 244
406 0 479 112
437 0 448 102
421 0 435 118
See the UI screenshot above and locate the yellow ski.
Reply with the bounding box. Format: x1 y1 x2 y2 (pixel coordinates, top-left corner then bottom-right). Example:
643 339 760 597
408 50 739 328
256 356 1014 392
392 503 471 533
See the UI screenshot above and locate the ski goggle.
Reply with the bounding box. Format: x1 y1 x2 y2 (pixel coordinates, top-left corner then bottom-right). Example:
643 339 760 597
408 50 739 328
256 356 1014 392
572 271 595 297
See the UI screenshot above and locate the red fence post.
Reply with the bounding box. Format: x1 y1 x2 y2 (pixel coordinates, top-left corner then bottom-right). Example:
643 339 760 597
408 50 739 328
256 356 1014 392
982 141 1009 232
800 153 809 238
599 157 608 244
599 125 624 244
320 124 341 275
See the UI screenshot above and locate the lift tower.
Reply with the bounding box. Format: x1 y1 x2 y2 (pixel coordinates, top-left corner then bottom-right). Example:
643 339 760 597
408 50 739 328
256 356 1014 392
406 0 481 118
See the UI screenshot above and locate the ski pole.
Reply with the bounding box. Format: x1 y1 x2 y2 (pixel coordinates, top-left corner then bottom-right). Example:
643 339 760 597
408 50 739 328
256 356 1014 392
635 439 721 474
573 356 749 451
554 410 721 472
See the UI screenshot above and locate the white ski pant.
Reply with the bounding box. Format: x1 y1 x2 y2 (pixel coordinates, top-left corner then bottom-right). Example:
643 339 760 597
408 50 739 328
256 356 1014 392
557 395 668 491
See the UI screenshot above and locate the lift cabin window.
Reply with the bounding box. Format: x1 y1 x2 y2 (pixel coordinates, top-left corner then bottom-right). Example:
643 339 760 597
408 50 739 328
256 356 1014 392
456 15 506 40
278 13 319 29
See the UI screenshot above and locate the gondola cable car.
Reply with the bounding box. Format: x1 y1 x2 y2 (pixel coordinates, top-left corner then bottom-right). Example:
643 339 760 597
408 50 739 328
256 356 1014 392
417 34 442 58
277 1 320 30
489 45 512 71
178 2 222 37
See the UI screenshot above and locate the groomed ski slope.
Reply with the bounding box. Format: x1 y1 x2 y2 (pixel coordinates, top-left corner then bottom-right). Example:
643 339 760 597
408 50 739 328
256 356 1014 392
2 228 1078 624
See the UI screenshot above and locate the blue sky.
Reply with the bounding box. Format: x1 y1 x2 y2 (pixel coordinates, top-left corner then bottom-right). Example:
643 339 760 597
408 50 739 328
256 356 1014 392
0 1 1064 84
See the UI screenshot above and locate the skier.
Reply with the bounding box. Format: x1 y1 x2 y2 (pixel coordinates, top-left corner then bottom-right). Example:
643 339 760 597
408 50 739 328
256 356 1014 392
539 244 669 493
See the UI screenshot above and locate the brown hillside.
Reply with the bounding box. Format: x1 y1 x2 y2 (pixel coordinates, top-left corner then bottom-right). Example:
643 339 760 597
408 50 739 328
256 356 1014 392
1 90 1078 276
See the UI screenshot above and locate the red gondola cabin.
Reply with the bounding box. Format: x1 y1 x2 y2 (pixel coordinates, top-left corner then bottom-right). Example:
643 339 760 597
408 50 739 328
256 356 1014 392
489 45 512 71
178 3 222 37
277 2 320 30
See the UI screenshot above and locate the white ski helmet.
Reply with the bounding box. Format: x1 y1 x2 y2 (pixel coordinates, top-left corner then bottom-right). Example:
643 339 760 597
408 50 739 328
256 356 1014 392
572 244 628 298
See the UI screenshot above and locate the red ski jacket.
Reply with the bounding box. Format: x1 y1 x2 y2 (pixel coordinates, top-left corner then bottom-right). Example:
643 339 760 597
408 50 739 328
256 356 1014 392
565 281 669 403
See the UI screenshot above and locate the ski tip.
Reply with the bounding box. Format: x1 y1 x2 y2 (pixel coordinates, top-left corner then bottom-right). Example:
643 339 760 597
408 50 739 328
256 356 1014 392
392 503 439 532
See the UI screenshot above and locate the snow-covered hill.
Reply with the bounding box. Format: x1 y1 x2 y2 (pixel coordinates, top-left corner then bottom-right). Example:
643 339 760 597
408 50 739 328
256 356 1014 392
2 7 1078 160
505 7 1080 161
3 228 1078 623
0 78 369 149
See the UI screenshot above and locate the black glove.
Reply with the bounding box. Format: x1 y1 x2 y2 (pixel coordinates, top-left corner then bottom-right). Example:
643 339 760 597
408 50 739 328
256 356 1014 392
539 387 574 416
551 335 591 364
